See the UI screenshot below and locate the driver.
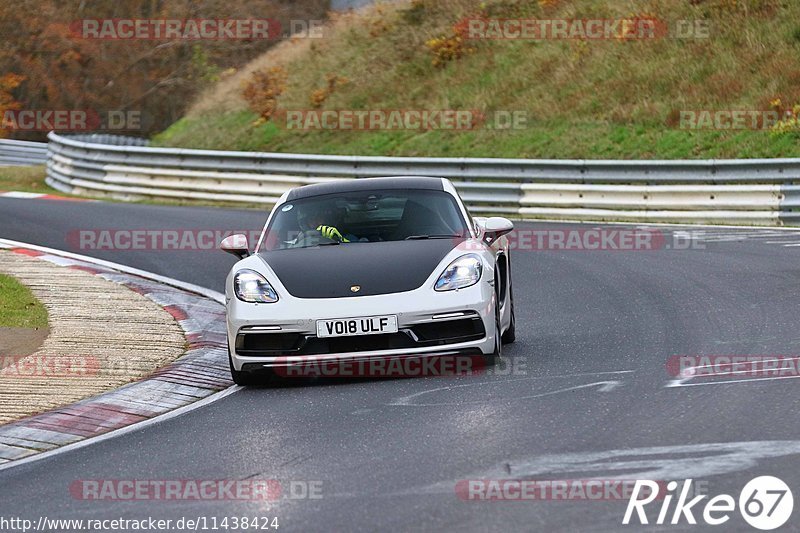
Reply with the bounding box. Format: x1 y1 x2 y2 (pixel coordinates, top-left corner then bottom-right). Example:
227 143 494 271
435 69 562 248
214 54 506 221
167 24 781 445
297 204 350 243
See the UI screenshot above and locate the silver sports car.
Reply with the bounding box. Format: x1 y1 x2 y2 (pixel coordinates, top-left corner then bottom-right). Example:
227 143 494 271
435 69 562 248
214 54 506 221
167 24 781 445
220 176 515 385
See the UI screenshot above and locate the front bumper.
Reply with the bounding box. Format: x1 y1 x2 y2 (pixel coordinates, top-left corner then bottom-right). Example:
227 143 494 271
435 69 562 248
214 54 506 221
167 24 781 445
226 280 496 372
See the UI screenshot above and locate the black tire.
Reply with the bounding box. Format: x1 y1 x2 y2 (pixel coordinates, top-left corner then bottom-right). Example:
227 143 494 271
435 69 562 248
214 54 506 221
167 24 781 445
501 278 516 344
229 347 263 386
484 298 502 366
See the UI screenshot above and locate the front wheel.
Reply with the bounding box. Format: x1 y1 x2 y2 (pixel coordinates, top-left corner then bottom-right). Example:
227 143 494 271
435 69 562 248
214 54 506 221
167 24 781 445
501 281 516 344
483 299 502 367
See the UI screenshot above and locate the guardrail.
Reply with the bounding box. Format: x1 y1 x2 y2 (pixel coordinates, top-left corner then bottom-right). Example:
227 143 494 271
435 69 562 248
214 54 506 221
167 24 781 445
46 131 800 225
0 139 48 166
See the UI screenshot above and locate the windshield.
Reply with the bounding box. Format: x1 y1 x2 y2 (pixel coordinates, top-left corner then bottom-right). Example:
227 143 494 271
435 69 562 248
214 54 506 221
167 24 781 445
259 189 470 251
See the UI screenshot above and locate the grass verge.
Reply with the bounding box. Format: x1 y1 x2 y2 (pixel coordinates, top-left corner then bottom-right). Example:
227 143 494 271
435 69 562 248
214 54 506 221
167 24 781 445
0 271 48 329
0 165 58 195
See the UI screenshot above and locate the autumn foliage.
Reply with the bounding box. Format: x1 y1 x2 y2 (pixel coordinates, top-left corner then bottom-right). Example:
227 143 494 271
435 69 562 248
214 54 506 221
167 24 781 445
242 66 288 124
0 74 25 139
309 73 349 108
0 0 327 140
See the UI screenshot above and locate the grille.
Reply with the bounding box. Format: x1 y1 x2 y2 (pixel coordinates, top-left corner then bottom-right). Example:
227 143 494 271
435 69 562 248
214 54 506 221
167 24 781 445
235 314 486 357
236 332 304 355
411 317 485 346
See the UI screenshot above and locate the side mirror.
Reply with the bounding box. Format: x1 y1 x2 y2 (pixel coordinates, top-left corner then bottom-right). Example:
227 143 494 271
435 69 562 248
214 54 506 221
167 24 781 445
478 217 514 246
220 234 250 259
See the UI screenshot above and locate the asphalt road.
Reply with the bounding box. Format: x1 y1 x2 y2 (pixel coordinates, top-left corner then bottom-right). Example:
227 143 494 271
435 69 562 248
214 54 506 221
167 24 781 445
2 197 800 532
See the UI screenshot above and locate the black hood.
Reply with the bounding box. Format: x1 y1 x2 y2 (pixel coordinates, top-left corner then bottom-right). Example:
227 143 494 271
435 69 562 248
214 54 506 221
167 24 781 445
259 239 460 298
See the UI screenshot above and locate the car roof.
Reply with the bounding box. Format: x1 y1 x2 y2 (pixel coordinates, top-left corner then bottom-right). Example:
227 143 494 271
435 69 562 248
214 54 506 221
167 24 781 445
285 176 444 201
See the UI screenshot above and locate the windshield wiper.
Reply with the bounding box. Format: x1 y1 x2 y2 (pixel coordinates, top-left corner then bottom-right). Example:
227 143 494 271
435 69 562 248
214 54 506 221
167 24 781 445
318 241 342 246
404 234 462 240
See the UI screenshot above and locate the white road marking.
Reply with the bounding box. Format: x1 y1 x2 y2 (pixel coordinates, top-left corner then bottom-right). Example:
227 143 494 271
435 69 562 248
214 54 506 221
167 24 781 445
1 192 45 199
399 441 800 497
669 375 800 388
389 370 631 407
665 376 693 388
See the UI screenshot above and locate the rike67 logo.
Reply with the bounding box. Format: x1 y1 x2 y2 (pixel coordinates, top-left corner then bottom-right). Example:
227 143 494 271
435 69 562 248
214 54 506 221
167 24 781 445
623 476 793 530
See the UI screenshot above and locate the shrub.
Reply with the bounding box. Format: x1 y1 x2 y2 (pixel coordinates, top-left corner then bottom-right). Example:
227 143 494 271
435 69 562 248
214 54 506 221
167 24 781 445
425 17 477 67
770 100 800 137
309 73 349 108
242 66 288 124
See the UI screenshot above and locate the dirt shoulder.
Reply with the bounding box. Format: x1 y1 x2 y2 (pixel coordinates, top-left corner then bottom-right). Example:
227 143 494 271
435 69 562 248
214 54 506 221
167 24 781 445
0 250 186 424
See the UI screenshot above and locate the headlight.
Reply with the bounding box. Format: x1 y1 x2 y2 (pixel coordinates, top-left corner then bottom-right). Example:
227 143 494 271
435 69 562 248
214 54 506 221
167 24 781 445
234 269 279 303
435 254 483 291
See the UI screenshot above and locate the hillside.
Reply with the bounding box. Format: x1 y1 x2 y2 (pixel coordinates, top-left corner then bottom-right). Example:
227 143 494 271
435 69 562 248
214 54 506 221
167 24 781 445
154 0 800 159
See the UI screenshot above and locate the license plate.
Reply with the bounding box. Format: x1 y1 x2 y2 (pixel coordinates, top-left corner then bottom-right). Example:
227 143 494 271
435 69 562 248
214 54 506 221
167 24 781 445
316 315 398 338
